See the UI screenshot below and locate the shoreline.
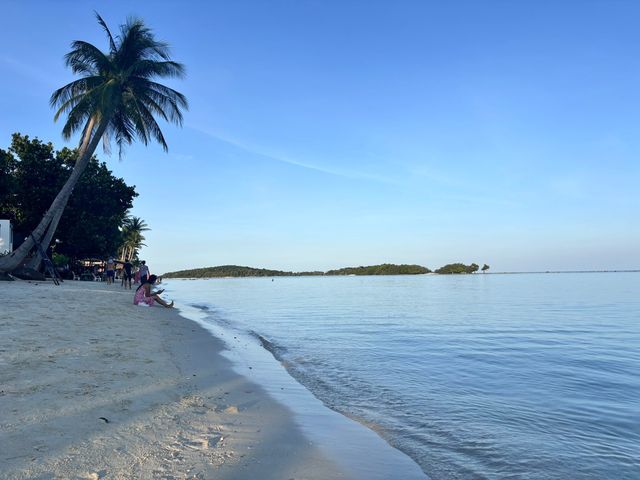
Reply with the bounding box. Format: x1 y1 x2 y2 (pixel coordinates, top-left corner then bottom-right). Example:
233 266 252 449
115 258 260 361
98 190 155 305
1 281 347 479
170 291 427 480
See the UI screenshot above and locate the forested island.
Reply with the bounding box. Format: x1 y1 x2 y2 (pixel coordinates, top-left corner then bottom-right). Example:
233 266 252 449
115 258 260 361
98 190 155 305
163 263 488 278
162 265 323 278
326 264 430 275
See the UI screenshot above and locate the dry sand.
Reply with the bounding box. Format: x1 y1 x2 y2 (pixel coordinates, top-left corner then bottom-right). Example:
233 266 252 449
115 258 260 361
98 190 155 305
0 280 348 479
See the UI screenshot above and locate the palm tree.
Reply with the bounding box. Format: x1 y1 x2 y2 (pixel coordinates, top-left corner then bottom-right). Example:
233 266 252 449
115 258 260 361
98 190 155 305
119 215 149 261
0 13 187 272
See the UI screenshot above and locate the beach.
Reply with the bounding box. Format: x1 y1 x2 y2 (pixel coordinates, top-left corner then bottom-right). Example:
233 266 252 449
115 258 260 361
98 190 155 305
0 280 346 479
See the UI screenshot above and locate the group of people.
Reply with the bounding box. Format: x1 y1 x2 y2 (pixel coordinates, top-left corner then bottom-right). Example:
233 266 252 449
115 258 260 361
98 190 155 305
104 258 149 288
104 258 173 308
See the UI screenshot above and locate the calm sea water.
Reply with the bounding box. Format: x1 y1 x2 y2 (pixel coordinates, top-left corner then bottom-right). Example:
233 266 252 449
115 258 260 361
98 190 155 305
165 273 640 479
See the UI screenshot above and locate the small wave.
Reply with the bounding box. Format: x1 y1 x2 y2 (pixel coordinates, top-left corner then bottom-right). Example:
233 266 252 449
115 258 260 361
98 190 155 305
182 303 243 334
190 303 211 311
250 331 288 360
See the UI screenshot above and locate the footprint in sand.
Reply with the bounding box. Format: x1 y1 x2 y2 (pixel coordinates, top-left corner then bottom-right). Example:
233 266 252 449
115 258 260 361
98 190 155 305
175 433 225 450
218 405 239 414
84 470 107 480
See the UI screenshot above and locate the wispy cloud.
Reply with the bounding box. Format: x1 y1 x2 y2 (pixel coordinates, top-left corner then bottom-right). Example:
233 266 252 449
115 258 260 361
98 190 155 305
0 55 58 88
187 124 398 184
408 164 471 190
408 164 521 208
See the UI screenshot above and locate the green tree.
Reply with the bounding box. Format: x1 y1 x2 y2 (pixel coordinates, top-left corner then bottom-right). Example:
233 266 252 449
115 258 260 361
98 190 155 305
435 262 480 274
435 263 467 274
0 147 17 207
325 264 431 275
482 264 490 273
0 13 186 272
55 152 137 259
0 134 137 261
0 135 61 234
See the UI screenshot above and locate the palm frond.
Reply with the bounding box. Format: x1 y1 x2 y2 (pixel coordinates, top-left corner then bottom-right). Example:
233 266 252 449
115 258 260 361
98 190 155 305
137 93 169 123
65 41 112 75
127 60 185 79
107 111 136 159
128 78 187 124
95 12 117 54
60 95 97 139
50 76 104 115
135 101 168 150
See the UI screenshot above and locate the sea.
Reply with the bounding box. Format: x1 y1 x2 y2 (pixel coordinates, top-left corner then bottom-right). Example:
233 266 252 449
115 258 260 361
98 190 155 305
164 272 640 480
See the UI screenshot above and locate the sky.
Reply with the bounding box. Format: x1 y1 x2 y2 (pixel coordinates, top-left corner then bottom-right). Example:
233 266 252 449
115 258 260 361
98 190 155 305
1 0 639 273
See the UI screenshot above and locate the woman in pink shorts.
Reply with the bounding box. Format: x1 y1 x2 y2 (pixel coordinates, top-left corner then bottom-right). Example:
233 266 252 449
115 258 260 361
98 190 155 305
133 275 174 308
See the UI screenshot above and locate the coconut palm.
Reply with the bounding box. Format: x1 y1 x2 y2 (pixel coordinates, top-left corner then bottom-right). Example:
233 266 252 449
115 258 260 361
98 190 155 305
119 215 149 261
0 13 187 272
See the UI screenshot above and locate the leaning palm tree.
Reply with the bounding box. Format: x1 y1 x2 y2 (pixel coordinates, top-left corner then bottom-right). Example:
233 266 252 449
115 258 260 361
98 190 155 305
0 13 187 272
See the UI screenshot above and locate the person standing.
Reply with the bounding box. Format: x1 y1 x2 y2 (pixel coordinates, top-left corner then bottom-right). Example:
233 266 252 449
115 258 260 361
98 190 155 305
106 257 115 285
123 260 133 289
139 260 150 284
116 260 134 289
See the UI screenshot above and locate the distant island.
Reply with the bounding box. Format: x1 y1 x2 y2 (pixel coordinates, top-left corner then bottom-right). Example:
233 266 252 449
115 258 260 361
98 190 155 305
436 263 480 274
326 264 430 275
162 265 323 278
163 263 488 278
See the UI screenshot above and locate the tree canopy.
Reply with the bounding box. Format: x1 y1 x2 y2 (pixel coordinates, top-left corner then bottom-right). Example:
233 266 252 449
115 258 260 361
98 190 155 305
0 133 137 259
325 264 431 275
435 263 480 274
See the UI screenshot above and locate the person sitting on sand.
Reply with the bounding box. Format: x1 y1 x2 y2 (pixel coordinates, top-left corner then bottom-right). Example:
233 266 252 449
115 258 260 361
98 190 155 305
133 274 174 308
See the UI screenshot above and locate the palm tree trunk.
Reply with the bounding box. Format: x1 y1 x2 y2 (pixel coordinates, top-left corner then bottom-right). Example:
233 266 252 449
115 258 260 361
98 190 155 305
25 206 65 270
0 117 108 272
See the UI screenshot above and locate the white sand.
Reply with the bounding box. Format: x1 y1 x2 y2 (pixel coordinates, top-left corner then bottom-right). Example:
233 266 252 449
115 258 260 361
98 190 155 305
0 280 346 479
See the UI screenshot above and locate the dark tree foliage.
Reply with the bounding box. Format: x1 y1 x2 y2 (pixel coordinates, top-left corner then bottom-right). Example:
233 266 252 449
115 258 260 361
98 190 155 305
0 134 137 259
0 148 17 204
1 135 61 231
163 263 430 278
325 264 430 275
435 262 480 274
162 265 312 278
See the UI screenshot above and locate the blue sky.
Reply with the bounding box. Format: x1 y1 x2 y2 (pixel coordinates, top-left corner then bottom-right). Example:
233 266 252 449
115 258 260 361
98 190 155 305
1 1 638 273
